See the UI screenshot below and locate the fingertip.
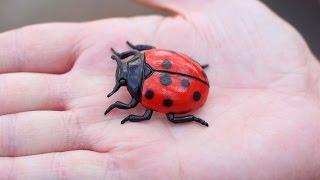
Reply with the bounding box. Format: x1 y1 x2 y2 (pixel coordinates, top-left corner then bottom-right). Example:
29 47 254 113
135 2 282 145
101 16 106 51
133 0 184 15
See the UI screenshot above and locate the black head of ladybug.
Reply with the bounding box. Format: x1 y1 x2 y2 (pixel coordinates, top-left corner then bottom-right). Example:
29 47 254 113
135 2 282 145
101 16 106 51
107 51 153 101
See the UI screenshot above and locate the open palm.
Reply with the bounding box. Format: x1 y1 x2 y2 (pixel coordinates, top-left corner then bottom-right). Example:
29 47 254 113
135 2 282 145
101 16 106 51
1 0 319 179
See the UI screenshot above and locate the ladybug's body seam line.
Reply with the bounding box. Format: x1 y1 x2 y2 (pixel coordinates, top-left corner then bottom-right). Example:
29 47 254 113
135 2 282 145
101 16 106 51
152 69 209 87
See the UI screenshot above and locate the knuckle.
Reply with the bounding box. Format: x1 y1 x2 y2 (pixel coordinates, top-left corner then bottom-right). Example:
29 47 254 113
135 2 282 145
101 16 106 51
6 28 26 71
0 114 19 156
1 24 47 71
61 110 86 148
50 152 69 179
48 75 70 110
102 155 122 179
64 109 82 130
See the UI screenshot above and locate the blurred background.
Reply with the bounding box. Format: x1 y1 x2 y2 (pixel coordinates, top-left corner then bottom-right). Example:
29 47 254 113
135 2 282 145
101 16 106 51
0 0 319 58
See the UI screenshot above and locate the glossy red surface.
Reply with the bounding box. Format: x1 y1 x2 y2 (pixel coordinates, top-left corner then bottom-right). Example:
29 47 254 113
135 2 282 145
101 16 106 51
144 49 209 83
141 71 209 114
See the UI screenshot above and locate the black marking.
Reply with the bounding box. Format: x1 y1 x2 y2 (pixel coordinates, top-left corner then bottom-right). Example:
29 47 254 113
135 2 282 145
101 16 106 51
145 90 154 99
193 91 201 101
145 56 209 87
181 79 190 88
202 70 207 79
155 69 209 87
163 99 173 107
162 60 172 69
144 64 153 78
160 73 172 86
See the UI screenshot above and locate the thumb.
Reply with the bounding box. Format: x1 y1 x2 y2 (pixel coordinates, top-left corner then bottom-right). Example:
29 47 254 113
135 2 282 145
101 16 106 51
135 0 213 16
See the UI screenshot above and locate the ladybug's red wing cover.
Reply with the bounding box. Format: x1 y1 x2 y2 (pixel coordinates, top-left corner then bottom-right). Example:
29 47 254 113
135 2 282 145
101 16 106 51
141 72 209 114
144 49 208 83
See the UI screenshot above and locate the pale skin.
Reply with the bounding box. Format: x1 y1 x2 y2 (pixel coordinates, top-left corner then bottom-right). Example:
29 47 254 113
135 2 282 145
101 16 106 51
0 0 319 179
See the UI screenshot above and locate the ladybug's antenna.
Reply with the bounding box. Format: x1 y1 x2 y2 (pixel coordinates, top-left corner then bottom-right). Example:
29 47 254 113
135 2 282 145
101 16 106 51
111 55 121 67
108 52 125 98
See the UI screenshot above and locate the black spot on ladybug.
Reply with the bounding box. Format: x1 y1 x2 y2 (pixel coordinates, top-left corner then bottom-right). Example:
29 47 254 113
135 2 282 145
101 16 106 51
181 79 190 88
160 73 172 86
145 90 154 99
193 91 201 101
163 98 173 107
202 70 207 79
162 60 172 69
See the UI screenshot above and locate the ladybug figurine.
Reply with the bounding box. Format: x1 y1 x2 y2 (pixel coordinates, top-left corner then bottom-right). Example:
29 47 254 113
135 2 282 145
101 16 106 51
105 41 210 126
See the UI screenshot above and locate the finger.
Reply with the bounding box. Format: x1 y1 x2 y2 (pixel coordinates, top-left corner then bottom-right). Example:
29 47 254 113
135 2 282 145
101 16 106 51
0 149 175 179
135 0 213 15
0 151 112 179
0 101 165 157
0 73 66 115
0 23 80 74
0 108 104 157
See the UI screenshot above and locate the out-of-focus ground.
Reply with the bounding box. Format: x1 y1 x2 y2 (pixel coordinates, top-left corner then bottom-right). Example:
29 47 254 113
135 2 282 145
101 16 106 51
0 0 319 58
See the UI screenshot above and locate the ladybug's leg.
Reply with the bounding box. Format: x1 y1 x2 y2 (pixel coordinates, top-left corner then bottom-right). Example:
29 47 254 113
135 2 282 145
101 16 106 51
126 41 155 51
166 113 209 127
104 99 138 115
121 109 153 124
201 64 209 69
111 48 140 60
191 58 209 69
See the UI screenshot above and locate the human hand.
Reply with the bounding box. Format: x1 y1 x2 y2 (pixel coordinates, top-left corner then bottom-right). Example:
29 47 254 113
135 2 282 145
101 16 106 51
0 0 319 179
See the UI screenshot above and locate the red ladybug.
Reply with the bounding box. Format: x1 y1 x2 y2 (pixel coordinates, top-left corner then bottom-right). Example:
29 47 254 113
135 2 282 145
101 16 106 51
105 41 210 126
